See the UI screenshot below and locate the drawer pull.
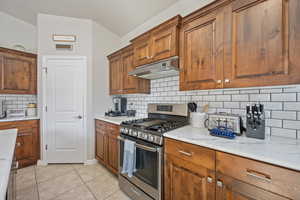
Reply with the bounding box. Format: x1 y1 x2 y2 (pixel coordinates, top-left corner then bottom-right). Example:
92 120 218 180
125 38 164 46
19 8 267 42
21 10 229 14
178 150 193 157
207 177 213 183
18 133 31 137
246 169 271 183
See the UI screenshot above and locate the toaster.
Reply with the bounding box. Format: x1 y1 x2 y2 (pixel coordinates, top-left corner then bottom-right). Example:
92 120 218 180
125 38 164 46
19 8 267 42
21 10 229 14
205 113 243 136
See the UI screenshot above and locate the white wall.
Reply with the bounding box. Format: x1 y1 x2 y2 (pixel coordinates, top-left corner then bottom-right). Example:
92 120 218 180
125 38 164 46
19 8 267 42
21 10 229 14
0 11 37 53
120 0 214 47
37 14 120 162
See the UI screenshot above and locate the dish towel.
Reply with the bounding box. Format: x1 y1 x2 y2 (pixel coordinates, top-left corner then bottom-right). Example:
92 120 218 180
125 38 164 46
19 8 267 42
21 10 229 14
121 139 136 178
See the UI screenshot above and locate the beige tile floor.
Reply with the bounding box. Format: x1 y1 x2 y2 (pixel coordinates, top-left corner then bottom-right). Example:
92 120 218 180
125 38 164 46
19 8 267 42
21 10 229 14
16 163 132 200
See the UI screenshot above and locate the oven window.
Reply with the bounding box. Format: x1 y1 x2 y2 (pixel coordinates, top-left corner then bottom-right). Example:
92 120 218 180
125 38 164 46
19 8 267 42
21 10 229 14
135 146 158 189
120 141 159 189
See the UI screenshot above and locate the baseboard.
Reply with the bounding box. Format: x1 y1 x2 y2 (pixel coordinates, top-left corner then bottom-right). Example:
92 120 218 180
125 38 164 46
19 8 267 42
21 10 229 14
37 160 48 166
84 159 98 165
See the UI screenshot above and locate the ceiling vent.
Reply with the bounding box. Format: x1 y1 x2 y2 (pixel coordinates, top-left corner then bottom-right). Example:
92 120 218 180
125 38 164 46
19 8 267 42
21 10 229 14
55 44 73 51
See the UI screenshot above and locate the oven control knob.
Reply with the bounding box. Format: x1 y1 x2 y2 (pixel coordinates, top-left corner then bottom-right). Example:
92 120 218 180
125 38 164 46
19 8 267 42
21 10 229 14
148 135 154 142
143 134 148 140
132 131 138 136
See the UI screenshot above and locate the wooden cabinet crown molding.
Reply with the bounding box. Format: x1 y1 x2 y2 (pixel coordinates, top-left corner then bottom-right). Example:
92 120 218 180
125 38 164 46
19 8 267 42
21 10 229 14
0 47 37 58
129 15 182 43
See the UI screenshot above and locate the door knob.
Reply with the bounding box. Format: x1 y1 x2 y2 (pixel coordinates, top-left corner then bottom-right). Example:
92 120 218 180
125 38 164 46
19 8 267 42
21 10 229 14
77 115 83 119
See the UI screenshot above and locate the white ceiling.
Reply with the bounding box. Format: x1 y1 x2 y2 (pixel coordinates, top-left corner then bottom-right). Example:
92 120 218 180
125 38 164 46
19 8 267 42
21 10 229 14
0 0 179 36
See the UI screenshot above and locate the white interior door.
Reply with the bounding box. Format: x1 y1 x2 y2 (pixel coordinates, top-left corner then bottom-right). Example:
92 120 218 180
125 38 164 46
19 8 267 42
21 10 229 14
44 57 86 163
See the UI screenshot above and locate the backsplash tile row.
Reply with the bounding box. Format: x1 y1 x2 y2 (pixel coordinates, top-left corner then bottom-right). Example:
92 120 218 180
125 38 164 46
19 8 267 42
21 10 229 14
0 94 37 110
119 76 300 139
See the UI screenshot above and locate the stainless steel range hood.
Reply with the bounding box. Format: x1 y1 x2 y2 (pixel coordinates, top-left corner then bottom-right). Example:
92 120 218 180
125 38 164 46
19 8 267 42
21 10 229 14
128 56 179 80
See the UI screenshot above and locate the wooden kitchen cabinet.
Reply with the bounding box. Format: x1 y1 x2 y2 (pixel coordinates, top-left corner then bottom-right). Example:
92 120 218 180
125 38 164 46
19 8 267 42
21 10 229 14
164 138 300 200
180 5 225 90
164 138 216 200
0 120 40 168
216 173 289 200
0 47 37 94
180 0 300 91
222 0 300 88
131 15 181 67
108 52 123 95
108 45 150 95
95 119 119 175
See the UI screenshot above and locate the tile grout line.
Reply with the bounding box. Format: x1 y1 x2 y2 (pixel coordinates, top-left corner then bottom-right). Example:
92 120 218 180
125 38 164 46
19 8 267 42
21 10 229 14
72 165 98 200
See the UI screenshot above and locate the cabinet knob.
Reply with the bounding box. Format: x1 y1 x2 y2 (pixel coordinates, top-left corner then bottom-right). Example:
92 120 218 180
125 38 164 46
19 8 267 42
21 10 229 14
224 79 230 83
17 142 21 147
216 80 222 84
207 177 213 183
217 180 223 187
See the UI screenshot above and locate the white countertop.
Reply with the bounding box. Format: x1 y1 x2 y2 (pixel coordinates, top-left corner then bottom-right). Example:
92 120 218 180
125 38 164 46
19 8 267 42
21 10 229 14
0 116 39 123
0 129 17 200
164 126 300 171
95 115 139 125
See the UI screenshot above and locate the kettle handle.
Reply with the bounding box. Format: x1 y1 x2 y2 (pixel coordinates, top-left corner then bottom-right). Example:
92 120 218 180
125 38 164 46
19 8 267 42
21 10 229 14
204 118 209 129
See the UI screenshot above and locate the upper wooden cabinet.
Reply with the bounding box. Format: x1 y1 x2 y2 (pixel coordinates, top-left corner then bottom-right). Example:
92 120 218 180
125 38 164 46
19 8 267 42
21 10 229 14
0 47 37 94
108 45 150 95
180 0 300 91
180 6 225 90
131 15 181 67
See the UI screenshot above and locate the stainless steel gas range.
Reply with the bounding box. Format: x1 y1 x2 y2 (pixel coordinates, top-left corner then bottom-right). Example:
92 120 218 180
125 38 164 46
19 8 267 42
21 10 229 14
118 104 189 200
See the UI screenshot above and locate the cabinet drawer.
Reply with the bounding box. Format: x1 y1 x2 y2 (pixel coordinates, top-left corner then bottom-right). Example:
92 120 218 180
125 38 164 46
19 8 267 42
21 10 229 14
216 152 300 199
165 138 215 170
95 120 106 128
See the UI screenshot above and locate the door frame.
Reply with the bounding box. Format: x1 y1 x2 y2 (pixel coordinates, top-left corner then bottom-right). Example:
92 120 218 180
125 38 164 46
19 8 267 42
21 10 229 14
41 56 88 164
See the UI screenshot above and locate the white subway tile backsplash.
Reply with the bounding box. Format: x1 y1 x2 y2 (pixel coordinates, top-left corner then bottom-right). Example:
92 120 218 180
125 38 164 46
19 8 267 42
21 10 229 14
272 111 297 120
283 120 300 130
271 128 297 139
232 94 249 102
271 93 297 102
249 94 270 102
0 95 37 111
121 76 300 139
284 102 300 111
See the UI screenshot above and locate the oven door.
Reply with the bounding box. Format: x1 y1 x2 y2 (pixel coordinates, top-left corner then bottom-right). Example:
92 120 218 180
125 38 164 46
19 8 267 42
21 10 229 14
118 135 162 200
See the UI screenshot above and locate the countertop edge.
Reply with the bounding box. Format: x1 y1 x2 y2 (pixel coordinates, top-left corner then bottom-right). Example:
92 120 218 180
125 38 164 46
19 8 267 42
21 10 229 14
0 129 17 200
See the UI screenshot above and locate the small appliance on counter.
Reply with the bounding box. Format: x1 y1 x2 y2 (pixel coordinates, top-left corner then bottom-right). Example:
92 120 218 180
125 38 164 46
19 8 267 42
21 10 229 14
26 103 37 117
205 113 244 139
7 109 26 118
105 97 127 117
246 104 265 139
0 100 6 119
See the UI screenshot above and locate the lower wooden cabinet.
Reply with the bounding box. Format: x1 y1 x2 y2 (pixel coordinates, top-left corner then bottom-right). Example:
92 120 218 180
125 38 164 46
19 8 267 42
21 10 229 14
95 119 119 175
0 120 40 168
164 138 300 200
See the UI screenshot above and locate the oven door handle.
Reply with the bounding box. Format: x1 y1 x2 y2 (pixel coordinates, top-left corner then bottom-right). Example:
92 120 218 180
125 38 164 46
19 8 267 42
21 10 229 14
117 136 158 152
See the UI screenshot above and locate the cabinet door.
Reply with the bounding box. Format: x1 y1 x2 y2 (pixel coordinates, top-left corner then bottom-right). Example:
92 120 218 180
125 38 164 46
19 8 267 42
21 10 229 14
109 55 123 95
151 25 178 62
122 48 138 92
180 8 224 90
107 134 118 174
164 154 215 200
223 0 300 88
95 130 106 163
132 33 152 67
0 52 37 94
216 173 289 200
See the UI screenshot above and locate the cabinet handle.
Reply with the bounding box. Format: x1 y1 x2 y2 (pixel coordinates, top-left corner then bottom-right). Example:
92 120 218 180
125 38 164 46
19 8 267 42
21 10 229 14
18 133 31 137
246 169 271 183
16 142 22 147
217 180 223 187
178 150 193 157
224 79 230 83
207 177 213 183
216 80 222 84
